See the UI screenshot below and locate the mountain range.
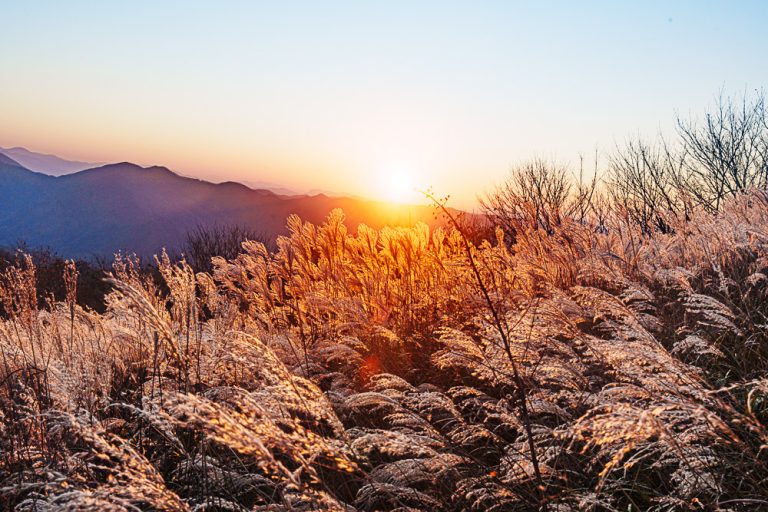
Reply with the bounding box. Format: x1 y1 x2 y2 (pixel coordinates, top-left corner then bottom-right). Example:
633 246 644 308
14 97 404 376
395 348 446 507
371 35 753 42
0 149 439 259
0 146 99 176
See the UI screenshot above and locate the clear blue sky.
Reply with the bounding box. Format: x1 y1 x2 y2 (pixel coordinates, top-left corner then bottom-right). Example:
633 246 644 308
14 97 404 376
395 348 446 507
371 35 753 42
1 1 766 206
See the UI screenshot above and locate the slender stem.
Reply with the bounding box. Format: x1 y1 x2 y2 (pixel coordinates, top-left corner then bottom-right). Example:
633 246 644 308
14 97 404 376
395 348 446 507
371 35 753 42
422 191 543 488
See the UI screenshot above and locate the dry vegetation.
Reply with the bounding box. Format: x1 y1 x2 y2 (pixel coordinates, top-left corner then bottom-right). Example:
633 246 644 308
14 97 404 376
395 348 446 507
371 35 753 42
2 92 768 511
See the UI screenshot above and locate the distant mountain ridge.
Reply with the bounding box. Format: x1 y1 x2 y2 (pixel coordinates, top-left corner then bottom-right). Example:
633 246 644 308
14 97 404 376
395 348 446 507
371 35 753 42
0 146 344 197
0 146 98 175
0 153 438 259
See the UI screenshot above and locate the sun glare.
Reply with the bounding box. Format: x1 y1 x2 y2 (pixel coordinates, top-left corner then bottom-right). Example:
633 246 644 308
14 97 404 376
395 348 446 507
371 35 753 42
378 166 420 204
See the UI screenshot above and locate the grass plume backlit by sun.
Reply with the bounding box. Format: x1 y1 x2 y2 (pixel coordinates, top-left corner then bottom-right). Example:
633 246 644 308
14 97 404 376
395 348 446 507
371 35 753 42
5 189 768 510
3 188 768 510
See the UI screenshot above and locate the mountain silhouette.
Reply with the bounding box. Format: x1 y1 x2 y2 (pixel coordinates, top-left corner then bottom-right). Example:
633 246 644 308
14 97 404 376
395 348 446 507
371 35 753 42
0 146 98 175
0 157 438 259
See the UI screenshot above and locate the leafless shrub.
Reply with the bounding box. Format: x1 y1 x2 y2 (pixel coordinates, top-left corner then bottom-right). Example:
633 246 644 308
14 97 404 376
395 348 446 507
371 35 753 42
677 90 768 212
184 223 267 273
608 136 689 234
479 158 600 247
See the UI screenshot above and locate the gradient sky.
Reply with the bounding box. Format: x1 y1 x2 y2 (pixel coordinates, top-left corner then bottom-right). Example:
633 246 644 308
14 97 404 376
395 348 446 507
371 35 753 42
2 1 767 207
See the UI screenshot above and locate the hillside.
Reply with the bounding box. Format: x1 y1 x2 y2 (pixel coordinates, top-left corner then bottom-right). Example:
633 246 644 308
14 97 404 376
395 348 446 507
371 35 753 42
1 190 767 510
0 156 439 258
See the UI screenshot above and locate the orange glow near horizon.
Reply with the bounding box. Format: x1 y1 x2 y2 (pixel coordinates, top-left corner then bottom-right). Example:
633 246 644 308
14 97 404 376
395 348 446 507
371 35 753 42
0 119 458 207
3 3 767 212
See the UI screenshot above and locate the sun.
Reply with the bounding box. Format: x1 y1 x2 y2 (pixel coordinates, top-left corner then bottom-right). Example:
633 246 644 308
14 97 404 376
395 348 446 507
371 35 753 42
378 166 420 204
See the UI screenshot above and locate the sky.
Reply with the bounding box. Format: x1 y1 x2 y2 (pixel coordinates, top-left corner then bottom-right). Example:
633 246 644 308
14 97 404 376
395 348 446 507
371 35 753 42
1 1 767 208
